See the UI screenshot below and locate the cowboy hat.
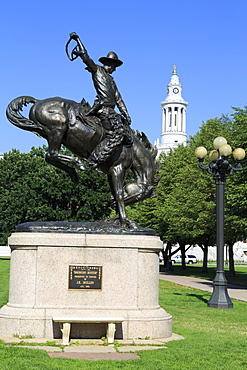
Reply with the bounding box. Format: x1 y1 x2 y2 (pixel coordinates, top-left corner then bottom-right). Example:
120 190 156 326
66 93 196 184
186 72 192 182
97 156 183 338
99 51 123 67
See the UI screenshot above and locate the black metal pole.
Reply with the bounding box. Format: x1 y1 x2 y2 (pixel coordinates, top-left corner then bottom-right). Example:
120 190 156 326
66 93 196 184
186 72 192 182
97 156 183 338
207 176 233 308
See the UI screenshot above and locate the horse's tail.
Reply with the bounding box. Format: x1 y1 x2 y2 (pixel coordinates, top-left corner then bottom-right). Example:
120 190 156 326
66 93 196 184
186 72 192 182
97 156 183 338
6 96 42 134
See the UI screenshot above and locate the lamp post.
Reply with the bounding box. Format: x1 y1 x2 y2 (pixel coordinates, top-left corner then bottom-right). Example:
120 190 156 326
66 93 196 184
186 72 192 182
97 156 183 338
195 137 245 309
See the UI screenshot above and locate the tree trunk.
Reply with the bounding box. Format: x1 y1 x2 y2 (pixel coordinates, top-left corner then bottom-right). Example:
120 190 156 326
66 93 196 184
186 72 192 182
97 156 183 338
164 242 171 268
202 245 208 273
228 241 235 277
164 241 174 271
180 242 186 270
162 249 167 267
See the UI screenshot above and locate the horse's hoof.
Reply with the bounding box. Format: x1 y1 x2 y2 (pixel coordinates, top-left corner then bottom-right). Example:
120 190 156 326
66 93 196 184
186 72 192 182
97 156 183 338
78 164 86 171
119 218 139 229
105 216 139 229
89 162 98 170
105 216 121 225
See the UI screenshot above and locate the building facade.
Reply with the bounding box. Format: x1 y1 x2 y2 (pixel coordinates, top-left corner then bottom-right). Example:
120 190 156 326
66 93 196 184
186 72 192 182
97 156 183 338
155 66 188 157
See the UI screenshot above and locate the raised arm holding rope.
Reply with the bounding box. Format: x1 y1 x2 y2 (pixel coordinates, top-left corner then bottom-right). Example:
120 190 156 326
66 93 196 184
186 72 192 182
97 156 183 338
67 32 132 169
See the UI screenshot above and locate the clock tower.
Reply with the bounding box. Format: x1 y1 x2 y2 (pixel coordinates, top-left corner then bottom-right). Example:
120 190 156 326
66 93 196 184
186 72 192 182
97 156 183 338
155 66 188 157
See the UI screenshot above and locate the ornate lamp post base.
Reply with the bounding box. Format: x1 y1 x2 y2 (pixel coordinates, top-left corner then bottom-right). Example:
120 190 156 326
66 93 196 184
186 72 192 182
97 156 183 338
208 271 233 309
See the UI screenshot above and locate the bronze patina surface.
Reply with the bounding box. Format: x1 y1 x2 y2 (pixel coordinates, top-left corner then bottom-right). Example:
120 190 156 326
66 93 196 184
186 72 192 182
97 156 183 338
15 221 156 235
6 33 159 230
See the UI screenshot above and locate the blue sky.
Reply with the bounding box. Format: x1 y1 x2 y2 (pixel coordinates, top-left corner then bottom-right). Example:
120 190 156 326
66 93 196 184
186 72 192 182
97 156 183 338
1 0 247 153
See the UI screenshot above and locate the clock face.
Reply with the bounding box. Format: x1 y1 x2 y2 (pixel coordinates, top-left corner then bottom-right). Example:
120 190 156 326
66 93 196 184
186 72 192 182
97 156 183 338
173 88 179 94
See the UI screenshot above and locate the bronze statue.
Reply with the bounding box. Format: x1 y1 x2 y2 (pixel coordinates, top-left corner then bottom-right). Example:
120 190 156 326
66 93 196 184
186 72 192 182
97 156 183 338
6 33 159 228
67 32 132 170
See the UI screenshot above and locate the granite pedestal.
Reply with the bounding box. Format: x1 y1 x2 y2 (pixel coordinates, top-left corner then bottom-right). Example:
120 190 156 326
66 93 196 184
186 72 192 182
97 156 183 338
0 224 172 340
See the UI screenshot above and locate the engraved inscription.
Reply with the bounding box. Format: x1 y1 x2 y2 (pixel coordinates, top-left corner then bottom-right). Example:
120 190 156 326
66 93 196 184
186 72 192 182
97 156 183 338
69 265 102 290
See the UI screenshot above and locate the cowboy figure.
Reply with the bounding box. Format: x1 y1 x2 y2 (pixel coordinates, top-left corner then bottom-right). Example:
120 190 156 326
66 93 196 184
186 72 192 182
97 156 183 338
70 33 132 169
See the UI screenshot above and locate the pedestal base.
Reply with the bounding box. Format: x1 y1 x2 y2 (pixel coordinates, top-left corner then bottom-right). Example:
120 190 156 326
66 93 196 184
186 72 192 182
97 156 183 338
0 227 172 340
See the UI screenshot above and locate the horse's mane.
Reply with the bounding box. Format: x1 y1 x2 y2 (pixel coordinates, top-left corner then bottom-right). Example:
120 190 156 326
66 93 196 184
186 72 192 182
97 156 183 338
134 130 161 198
79 98 92 114
135 130 158 159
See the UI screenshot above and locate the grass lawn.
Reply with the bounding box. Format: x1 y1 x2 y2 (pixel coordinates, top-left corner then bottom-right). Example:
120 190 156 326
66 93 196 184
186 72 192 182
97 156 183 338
0 260 247 369
0 260 10 308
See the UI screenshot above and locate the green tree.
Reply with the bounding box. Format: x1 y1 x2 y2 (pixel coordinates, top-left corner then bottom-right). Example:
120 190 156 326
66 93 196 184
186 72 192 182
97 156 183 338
227 107 247 226
189 116 246 272
126 144 216 270
223 107 247 275
157 145 216 269
189 116 233 151
126 117 235 271
0 147 111 244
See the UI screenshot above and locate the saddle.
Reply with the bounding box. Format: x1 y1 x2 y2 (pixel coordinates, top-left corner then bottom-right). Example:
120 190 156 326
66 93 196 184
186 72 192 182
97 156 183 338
76 99 133 146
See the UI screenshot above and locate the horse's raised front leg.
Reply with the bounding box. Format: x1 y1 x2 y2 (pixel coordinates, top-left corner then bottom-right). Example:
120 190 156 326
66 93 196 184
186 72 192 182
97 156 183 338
46 128 82 183
56 153 86 171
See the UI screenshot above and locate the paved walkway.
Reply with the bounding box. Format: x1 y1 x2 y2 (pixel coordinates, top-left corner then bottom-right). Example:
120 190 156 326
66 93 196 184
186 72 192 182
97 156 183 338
2 335 183 361
159 272 247 302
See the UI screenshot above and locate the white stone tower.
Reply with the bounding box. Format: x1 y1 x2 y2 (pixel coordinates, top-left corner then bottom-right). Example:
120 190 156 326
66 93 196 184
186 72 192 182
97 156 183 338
155 66 188 157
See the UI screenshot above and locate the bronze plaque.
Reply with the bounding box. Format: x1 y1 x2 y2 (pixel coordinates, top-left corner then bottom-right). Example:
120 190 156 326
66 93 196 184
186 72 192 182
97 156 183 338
69 264 102 290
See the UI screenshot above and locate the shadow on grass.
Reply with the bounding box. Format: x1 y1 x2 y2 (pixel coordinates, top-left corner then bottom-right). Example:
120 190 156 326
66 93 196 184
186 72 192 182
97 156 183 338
187 293 208 304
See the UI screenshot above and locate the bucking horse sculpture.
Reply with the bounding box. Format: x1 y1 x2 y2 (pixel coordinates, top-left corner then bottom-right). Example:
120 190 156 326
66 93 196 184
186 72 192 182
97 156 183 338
6 34 159 229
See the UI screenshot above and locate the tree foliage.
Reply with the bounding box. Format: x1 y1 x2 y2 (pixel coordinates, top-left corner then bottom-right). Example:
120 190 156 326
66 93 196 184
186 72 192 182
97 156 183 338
126 113 247 272
223 108 247 264
1 107 247 272
0 147 111 244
